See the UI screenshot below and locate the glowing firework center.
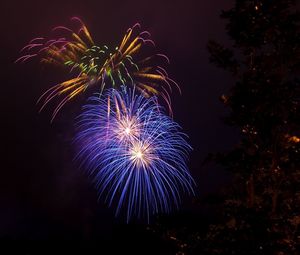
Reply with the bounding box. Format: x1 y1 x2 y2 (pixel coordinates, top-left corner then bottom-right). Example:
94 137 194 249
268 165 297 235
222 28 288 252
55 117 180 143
116 116 140 142
130 141 152 169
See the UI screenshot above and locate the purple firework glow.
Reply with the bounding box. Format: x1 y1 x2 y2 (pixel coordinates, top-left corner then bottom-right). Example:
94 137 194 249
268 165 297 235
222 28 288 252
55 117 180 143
75 87 195 222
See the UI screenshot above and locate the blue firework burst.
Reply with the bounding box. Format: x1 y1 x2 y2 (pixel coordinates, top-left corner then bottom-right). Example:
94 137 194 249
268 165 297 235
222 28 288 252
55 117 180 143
75 87 195 222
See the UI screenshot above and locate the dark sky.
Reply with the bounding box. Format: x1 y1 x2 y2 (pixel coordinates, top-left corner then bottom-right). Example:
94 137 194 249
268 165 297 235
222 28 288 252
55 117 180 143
2 0 238 251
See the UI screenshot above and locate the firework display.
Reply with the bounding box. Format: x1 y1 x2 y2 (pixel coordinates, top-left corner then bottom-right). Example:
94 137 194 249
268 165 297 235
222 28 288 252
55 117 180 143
17 18 195 221
17 17 179 121
75 87 194 221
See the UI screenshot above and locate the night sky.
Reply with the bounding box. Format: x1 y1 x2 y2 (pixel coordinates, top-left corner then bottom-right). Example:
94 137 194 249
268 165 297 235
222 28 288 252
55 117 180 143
3 0 240 252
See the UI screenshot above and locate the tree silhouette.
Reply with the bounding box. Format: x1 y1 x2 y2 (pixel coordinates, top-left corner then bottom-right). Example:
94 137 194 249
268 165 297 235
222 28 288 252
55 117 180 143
152 1 300 254
205 1 300 253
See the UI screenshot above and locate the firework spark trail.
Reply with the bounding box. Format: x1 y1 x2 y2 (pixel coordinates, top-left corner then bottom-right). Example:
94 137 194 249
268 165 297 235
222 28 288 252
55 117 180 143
75 87 195 222
17 18 179 120
16 19 195 222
